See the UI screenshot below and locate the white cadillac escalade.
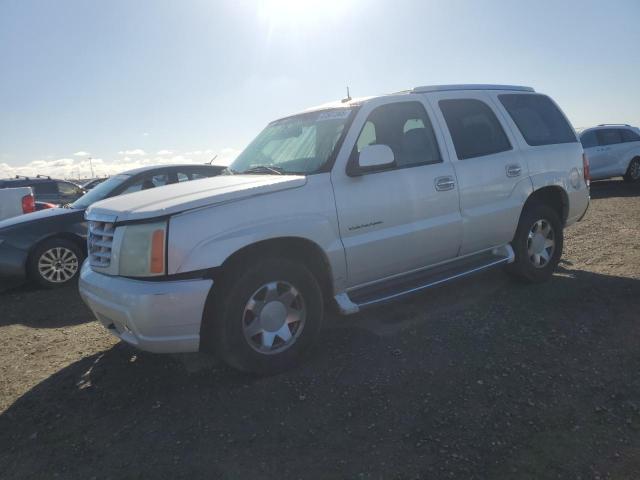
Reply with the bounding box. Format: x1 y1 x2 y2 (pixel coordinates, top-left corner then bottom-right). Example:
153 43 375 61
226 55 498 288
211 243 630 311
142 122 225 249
80 84 590 374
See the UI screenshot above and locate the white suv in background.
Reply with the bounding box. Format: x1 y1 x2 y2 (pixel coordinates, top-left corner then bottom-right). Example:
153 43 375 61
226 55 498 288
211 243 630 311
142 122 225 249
579 124 640 182
80 84 590 374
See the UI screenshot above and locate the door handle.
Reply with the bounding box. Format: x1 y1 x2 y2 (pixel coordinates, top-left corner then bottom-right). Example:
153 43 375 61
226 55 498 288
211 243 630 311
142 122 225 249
506 164 522 177
434 176 455 191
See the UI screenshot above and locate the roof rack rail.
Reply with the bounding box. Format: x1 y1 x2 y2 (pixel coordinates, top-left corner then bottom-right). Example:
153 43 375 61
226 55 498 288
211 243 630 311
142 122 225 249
36 174 52 179
412 84 535 94
14 175 30 179
597 123 631 127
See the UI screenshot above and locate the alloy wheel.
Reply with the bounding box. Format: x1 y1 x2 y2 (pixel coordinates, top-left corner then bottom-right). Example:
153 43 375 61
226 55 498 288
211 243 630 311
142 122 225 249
242 281 306 354
527 219 555 268
38 247 79 283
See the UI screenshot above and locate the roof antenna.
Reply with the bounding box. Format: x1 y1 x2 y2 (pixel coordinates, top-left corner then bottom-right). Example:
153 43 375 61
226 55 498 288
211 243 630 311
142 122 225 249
341 86 352 103
207 154 218 165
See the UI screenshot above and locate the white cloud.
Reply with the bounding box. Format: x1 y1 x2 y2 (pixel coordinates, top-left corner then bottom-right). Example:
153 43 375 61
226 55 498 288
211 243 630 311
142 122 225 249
118 149 146 156
0 148 242 179
74 151 90 156
156 149 173 155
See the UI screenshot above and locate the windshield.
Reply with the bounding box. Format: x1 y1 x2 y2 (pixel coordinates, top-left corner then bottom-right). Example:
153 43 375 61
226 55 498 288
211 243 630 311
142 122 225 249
70 174 130 209
229 108 354 175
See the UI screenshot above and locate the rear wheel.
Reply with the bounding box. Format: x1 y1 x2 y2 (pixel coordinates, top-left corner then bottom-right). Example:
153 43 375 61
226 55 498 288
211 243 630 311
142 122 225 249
507 203 563 283
623 158 640 183
205 258 324 375
28 238 83 288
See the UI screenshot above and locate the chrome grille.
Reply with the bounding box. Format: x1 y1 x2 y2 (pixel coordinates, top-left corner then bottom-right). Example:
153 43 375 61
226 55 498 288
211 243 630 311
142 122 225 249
88 221 115 268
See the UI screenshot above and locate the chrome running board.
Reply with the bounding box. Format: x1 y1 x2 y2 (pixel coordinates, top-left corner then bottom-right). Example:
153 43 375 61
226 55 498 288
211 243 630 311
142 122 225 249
334 245 514 314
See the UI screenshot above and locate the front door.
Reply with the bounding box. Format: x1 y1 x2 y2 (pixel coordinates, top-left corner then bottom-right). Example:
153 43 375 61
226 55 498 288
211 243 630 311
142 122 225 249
331 98 462 288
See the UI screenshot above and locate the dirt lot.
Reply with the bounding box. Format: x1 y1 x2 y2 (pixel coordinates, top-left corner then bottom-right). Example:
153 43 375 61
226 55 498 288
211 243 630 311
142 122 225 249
1 179 639 479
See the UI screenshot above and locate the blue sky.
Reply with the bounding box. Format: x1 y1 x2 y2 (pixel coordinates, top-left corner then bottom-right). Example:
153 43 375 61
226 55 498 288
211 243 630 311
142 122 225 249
1 0 639 177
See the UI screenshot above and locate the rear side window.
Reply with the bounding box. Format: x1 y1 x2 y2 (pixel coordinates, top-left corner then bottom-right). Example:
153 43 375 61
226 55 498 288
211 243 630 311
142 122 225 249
597 129 622 146
621 129 640 143
32 182 57 194
439 99 511 160
580 131 598 149
499 94 576 146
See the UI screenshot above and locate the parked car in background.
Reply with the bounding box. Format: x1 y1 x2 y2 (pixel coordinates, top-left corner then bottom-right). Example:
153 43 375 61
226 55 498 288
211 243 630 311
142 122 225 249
0 176 85 205
80 84 590 374
82 177 109 190
579 124 640 182
0 163 224 288
0 187 35 221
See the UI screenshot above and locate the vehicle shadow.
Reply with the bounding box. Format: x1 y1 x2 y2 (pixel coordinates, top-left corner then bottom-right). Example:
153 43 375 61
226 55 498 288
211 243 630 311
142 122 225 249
590 178 640 199
2 267 640 479
0 280 92 328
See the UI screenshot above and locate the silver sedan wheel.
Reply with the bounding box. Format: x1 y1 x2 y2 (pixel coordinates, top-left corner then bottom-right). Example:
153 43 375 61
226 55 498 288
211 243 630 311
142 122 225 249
527 219 555 268
242 281 306 355
630 159 640 180
38 247 79 283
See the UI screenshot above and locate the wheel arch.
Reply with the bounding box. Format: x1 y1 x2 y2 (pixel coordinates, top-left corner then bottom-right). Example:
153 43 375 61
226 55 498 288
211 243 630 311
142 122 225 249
217 236 335 302
521 185 569 226
26 232 86 269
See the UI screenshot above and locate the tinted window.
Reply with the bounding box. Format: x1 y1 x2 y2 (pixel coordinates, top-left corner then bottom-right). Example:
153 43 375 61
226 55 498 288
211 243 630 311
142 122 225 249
597 129 622 146
354 102 441 168
58 181 81 196
580 131 598 149
32 182 57 194
499 94 576 146
120 172 168 194
621 129 640 143
177 172 190 182
439 99 511 159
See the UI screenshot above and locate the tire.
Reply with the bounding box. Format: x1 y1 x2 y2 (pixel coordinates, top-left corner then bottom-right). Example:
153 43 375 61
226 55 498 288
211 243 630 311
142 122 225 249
205 257 324 375
28 238 83 289
506 202 563 283
623 157 640 183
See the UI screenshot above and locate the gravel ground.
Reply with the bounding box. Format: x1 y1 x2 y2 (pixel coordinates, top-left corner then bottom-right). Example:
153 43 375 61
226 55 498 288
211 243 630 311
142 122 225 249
0 179 639 480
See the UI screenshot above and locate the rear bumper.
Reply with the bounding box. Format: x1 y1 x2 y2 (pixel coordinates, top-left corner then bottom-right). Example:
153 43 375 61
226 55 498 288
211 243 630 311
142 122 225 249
0 239 28 282
78 261 213 353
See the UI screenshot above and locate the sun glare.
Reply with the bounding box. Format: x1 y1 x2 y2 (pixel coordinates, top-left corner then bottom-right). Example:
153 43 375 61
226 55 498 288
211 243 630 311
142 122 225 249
259 0 354 28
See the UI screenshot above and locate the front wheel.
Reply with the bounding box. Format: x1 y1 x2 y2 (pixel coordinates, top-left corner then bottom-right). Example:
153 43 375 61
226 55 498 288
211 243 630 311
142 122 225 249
623 158 640 183
28 238 83 288
205 258 324 375
507 203 563 283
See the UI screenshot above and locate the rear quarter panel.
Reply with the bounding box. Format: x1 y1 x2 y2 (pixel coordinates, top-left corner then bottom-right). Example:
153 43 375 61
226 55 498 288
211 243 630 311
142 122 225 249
487 92 589 226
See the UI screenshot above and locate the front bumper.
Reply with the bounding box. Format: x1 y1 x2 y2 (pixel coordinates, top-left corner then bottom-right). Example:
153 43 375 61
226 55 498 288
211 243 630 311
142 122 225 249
79 261 213 353
0 239 28 282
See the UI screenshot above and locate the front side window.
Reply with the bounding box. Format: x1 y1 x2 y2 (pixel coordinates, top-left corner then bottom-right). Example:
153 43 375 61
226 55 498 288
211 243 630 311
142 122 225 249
597 129 622 146
71 174 130 209
580 130 598 149
499 94 576 146
621 129 640 143
58 181 81 196
439 99 512 160
230 108 354 175
353 101 441 168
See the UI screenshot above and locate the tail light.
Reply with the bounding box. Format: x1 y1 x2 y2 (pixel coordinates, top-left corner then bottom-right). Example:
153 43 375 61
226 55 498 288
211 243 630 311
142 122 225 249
582 153 590 186
21 194 35 214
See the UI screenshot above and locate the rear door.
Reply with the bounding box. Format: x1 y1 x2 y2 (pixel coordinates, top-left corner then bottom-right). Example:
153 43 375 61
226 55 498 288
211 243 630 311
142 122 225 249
331 97 462 287
427 92 530 255
592 129 621 178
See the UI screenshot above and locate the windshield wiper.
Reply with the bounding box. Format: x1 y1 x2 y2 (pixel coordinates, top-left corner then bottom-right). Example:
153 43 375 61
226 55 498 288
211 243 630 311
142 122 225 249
241 165 285 175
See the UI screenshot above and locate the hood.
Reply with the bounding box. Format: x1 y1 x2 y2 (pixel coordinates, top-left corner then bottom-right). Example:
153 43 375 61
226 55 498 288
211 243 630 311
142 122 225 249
0 207 79 231
86 174 306 223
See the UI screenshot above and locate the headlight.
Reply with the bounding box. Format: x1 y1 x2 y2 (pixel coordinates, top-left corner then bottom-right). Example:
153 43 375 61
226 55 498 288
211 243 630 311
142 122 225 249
119 221 167 277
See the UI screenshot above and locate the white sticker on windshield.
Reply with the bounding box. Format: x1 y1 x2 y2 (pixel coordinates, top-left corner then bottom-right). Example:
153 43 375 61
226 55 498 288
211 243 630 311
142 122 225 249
317 110 352 122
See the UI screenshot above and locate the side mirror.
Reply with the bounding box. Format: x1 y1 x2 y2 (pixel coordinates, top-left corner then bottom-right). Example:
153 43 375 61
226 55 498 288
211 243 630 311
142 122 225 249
353 144 395 175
